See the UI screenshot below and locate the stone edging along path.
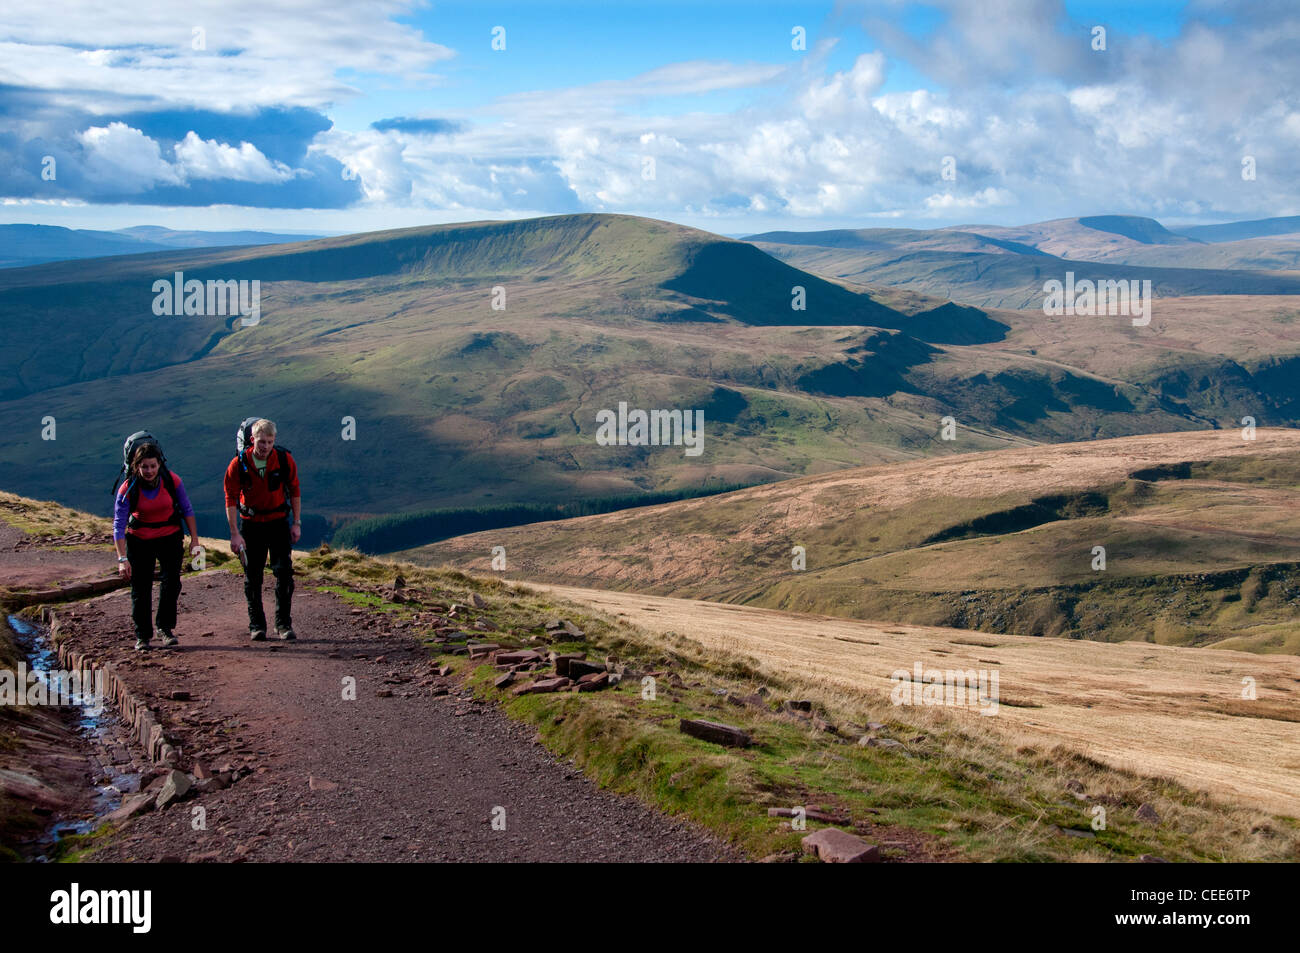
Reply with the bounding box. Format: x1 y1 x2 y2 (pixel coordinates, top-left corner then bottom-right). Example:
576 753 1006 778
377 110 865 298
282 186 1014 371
43 606 179 768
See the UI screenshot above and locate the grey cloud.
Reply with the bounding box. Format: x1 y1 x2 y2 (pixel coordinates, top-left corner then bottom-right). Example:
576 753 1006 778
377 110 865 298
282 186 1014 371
371 117 464 135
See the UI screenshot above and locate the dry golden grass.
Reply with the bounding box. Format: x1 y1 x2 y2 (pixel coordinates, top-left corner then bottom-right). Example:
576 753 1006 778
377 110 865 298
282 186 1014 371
981 295 1300 379
528 582 1300 819
0 490 112 536
412 427 1300 595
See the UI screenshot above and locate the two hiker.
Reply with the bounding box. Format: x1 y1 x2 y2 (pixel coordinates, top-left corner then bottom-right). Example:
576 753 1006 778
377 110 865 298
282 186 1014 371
113 419 301 650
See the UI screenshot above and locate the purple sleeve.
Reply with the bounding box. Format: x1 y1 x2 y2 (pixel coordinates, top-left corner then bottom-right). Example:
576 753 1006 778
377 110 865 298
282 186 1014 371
113 487 130 541
171 474 196 519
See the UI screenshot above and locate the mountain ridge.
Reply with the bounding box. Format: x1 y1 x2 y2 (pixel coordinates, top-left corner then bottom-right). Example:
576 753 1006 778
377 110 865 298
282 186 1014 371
0 223 324 270
4 212 1300 552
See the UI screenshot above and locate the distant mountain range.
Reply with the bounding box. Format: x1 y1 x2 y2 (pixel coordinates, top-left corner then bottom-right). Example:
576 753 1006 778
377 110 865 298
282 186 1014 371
2 212 1299 550
8 212 1297 275
0 224 325 269
1174 215 1300 243
746 214 1300 308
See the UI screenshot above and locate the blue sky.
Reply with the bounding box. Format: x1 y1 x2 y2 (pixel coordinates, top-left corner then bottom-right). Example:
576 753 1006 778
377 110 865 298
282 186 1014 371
0 0 1294 236
350 2 932 122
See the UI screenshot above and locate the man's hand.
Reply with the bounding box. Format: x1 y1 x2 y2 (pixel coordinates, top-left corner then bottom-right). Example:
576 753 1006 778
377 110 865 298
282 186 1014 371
290 523 302 544
231 531 245 554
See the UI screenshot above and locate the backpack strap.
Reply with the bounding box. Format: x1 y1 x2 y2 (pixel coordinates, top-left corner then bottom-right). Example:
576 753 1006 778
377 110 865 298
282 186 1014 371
161 467 182 525
266 446 291 492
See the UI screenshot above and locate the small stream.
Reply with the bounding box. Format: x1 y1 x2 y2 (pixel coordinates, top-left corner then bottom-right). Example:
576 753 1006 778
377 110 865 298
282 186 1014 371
6 614 143 858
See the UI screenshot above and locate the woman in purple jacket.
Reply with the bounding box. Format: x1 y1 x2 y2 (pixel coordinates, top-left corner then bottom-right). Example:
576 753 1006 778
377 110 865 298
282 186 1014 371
112 444 200 651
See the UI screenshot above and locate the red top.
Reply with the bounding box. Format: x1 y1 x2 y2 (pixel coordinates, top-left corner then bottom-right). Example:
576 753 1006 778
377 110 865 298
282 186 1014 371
118 473 184 540
224 448 300 522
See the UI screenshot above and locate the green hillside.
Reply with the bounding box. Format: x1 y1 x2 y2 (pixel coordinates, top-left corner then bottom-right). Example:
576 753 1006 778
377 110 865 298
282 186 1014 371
0 214 1027 542
4 212 1300 551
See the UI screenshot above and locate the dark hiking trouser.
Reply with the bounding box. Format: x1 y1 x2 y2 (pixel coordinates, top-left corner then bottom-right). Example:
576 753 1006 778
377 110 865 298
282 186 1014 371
125 530 183 643
242 518 294 632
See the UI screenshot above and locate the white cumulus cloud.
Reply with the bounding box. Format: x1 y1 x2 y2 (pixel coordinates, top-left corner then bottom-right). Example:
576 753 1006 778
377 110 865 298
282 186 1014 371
924 187 1017 212
76 122 184 189
174 132 297 183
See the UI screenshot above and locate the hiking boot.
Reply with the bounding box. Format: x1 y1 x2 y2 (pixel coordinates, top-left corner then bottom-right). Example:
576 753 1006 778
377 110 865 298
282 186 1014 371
157 629 179 648
276 626 296 642
134 638 151 652
250 629 267 642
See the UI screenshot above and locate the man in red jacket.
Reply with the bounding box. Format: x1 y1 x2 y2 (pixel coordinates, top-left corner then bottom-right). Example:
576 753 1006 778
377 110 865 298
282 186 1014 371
224 419 302 641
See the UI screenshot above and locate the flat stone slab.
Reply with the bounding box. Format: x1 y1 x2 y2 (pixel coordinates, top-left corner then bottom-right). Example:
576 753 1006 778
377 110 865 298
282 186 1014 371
101 793 153 826
552 653 587 677
568 659 607 680
801 828 881 863
576 672 610 691
154 769 192 810
512 677 572 695
679 718 752 748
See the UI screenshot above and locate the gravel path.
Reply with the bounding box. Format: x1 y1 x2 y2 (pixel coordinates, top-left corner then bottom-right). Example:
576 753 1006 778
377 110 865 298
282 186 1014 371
58 570 742 862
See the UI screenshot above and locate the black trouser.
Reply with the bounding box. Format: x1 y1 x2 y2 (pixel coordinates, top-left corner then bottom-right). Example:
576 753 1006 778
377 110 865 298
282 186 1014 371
125 530 183 642
242 517 294 632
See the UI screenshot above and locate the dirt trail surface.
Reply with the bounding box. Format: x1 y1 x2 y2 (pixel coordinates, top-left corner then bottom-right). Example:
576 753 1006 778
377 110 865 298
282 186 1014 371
0 520 115 591
55 571 740 862
526 582 1300 817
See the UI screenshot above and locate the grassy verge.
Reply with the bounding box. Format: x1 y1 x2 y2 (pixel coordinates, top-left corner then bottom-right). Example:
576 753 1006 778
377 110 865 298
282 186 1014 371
296 547 1300 862
0 490 114 537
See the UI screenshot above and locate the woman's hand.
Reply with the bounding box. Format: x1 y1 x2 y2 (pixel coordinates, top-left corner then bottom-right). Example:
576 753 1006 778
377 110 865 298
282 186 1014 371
118 560 132 581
